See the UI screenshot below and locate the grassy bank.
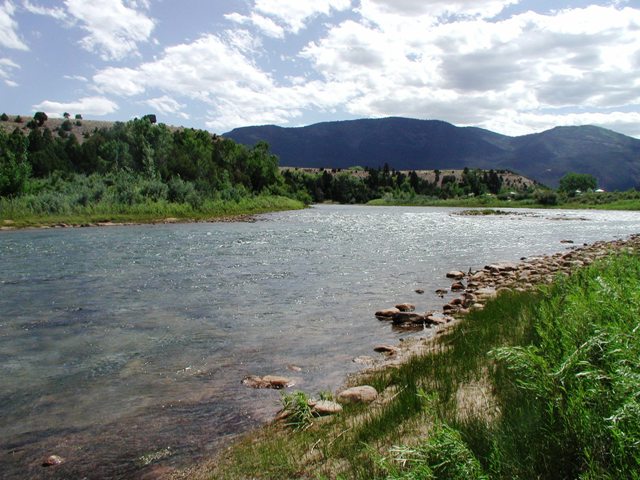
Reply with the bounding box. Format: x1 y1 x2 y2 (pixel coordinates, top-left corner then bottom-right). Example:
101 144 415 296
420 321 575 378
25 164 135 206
0 194 304 229
367 190 640 210
182 250 640 479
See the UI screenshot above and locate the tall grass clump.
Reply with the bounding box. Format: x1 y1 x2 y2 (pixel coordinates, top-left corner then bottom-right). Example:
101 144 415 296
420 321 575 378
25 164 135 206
382 253 640 480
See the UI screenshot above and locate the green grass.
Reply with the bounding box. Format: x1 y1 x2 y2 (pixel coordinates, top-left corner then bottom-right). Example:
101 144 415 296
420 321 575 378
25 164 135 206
367 192 640 210
189 251 640 479
0 195 304 228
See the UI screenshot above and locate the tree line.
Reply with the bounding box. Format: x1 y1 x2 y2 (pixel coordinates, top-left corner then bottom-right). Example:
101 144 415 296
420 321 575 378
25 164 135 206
0 117 282 200
281 166 506 204
1 113 603 214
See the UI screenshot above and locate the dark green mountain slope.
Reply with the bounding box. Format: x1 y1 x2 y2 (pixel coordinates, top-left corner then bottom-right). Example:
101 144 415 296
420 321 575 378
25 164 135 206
225 118 640 190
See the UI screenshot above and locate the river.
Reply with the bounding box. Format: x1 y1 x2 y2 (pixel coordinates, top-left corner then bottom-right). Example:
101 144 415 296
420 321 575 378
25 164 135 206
1 204 640 478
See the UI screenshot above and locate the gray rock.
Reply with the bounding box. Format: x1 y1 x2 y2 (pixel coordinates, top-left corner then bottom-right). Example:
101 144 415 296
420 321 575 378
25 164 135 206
312 400 343 415
338 386 378 404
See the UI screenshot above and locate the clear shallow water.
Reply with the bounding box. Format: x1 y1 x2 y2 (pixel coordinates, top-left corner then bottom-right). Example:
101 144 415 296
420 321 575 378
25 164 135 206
1 204 640 478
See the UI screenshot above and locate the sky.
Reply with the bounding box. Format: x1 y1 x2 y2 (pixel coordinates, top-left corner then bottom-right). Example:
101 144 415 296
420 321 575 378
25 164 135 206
1 0 639 137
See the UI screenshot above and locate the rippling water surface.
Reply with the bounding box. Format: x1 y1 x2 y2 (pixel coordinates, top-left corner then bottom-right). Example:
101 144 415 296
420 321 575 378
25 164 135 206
1 205 640 478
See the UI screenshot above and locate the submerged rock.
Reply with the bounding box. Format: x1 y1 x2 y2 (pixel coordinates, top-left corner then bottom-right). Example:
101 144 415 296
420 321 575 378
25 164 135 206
242 375 294 389
375 308 400 319
392 312 426 325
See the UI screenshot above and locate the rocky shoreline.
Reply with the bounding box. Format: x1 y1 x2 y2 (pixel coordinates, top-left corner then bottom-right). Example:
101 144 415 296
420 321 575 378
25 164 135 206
243 234 640 417
364 233 640 368
0 215 258 231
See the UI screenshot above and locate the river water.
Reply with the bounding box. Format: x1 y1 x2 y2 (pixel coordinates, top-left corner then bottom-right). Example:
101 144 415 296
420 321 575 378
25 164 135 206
1 204 640 478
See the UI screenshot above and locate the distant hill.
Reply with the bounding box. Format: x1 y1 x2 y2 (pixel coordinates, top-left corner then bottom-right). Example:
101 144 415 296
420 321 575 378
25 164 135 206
225 118 640 190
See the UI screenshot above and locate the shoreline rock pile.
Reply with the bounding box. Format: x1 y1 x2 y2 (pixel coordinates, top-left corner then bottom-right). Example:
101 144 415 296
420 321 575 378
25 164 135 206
371 234 640 363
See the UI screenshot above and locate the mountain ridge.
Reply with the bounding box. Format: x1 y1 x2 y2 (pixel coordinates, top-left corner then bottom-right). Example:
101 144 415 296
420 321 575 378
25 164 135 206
224 118 640 190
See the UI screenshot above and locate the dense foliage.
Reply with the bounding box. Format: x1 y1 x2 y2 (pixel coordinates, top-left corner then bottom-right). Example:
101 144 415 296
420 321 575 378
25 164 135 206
0 118 304 223
282 166 506 204
559 171 598 194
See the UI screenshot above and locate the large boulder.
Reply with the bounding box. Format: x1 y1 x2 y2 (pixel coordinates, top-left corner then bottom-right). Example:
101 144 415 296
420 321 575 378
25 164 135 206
337 386 378 404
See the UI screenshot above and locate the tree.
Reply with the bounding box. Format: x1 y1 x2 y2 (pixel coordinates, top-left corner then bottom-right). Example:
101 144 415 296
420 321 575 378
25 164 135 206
34 111 48 126
60 119 73 132
0 128 31 196
75 114 83 120
0 113 8 121
63 112 70 119
14 115 23 123
558 172 597 194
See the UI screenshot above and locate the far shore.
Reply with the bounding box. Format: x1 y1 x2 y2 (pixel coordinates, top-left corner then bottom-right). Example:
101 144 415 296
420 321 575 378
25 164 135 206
3 197 639 232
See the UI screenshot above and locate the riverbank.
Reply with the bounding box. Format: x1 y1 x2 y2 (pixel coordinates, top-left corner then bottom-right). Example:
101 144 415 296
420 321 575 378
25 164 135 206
174 234 640 480
367 195 640 210
0 195 305 230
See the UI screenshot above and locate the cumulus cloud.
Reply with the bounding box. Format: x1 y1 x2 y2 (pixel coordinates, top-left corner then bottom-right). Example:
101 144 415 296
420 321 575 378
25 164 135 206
66 0 155 60
83 2 640 136
24 0 154 60
92 31 360 130
0 1 28 50
33 96 119 116
297 4 640 136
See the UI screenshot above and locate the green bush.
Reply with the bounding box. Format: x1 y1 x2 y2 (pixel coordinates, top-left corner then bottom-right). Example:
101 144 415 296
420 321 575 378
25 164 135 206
534 189 558 205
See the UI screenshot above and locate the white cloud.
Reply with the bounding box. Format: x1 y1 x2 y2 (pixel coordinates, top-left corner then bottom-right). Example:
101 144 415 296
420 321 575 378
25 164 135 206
22 0 67 21
297 4 640 136
360 0 519 19
252 0 351 33
87 3 640 137
485 111 640 139
225 12 285 39
33 96 119 116
0 56 19 75
66 0 155 60
23 0 154 60
0 1 28 50
0 57 19 86
92 32 359 130
63 74 88 82
141 95 189 119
